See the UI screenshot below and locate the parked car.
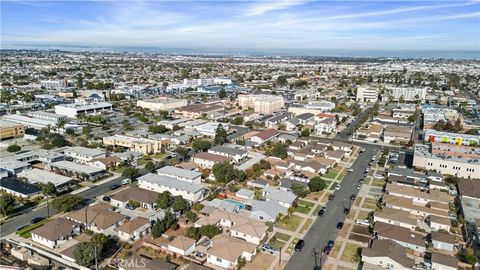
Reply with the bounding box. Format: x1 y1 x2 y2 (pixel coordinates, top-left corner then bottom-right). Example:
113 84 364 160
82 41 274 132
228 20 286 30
121 178 131 185
343 208 350 214
328 194 335 200
318 209 325 216
324 240 335 253
356 219 371 226
262 244 275 255
294 239 305 252
350 194 356 201
125 203 136 210
110 184 121 190
347 168 353 172
336 222 344 229
30 217 45 224
356 184 361 190
335 184 341 191
102 196 111 202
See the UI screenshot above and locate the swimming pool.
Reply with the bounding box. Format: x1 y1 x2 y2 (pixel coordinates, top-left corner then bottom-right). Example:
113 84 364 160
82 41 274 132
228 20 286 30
224 198 245 209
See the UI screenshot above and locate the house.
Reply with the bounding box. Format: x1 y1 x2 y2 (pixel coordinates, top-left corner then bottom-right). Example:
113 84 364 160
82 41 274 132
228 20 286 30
383 194 449 219
431 232 455 252
323 150 345 163
17 168 74 193
296 113 315 124
285 118 300 131
167 235 196 256
245 199 288 222
262 186 297 208
385 183 453 207
192 152 232 169
316 118 336 134
137 173 206 202
157 166 202 184
206 235 257 269
110 187 159 210
206 199 241 213
88 156 121 170
48 160 108 181
374 221 426 253
195 209 268 244
66 203 127 235
247 179 269 189
117 217 150 242
0 178 41 199
291 160 327 175
361 239 415 270
431 252 458 270
235 188 254 200
63 146 106 164
279 178 308 192
208 146 248 163
118 255 177 270
373 208 417 230
430 215 452 232
250 129 279 145
31 218 80 249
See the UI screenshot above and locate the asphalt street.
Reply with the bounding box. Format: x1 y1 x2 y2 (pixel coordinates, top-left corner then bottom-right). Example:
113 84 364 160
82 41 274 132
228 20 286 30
285 146 379 270
0 176 125 237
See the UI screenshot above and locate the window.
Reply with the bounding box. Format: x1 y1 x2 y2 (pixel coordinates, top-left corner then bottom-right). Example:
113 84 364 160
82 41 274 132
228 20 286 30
216 258 222 262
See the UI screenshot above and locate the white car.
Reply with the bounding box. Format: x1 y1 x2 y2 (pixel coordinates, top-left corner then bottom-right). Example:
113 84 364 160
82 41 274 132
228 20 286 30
356 219 371 226
121 178 132 185
347 168 354 172
356 184 361 190
335 184 341 190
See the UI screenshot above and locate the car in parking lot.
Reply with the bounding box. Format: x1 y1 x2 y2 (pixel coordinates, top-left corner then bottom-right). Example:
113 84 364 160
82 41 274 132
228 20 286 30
336 222 344 229
294 239 305 252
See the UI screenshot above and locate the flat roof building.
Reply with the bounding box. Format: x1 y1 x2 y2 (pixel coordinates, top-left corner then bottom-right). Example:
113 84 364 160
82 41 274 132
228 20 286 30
0 119 25 141
54 102 112 118
137 97 187 111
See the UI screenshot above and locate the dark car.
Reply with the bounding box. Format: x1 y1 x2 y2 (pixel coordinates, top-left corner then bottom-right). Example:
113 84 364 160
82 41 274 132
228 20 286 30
323 240 335 254
328 194 335 200
294 239 305 252
336 222 344 229
110 184 121 190
343 208 350 214
125 203 136 210
30 217 44 224
318 209 325 216
102 196 111 202
327 240 335 247
350 194 356 201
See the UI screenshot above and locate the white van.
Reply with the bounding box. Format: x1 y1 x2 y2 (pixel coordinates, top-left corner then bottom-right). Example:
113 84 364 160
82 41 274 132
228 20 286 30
121 178 131 185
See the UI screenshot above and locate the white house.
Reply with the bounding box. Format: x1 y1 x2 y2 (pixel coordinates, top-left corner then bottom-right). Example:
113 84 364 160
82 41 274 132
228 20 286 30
262 186 297 208
206 235 257 269
117 217 150 242
208 146 247 163
167 236 196 256
316 118 336 134
137 173 206 202
362 239 415 270
31 218 80 249
250 129 279 145
431 232 455 252
63 146 106 164
156 166 202 184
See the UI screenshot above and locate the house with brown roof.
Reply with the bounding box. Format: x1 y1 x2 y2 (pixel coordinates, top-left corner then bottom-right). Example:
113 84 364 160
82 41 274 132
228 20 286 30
206 235 257 269
66 203 127 235
31 218 80 249
431 252 459 270
249 129 279 145
167 235 196 256
373 208 418 230
385 183 453 207
429 215 452 232
192 152 233 169
88 156 122 170
374 221 426 253
117 217 150 242
431 232 455 252
383 194 449 219
110 186 159 210
362 239 415 270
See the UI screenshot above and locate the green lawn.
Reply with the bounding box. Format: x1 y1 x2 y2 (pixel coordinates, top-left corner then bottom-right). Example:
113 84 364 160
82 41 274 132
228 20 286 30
324 171 338 179
273 232 291 242
16 219 50 238
286 237 300 254
371 179 385 187
270 232 291 250
293 200 315 214
151 152 168 159
277 215 304 231
340 243 361 263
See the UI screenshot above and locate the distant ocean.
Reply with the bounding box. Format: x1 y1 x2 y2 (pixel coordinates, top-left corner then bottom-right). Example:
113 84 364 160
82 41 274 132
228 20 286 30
3 45 479 60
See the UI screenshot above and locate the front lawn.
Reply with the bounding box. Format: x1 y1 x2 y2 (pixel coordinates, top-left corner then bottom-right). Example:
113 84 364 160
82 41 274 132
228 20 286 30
16 219 50 238
276 215 304 231
340 243 362 263
293 200 315 214
324 171 338 179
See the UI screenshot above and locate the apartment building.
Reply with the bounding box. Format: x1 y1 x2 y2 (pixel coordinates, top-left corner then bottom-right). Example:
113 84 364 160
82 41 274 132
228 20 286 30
103 134 166 154
0 119 25 141
390 87 427 101
238 95 285 114
63 146 106 163
413 144 479 179
424 129 479 146
137 173 206 202
356 87 378 103
137 98 187 111
174 103 224 118
54 102 113 118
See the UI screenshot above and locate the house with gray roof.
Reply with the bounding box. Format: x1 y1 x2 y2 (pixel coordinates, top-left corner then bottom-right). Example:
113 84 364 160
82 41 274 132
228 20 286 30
156 165 202 184
245 199 288 222
137 173 206 202
208 145 248 163
262 186 297 208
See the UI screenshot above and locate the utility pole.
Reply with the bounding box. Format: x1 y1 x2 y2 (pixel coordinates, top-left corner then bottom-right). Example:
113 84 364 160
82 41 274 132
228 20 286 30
46 196 50 218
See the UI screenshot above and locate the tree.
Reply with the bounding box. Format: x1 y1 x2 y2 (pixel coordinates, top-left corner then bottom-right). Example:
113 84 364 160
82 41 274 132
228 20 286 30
172 196 188 213
231 117 244 125
144 161 156 173
41 182 57 197
276 75 287 86
74 242 96 266
212 161 236 184
407 114 417 123
149 125 168 134
185 210 197 221
266 143 288 159
192 138 212 151
308 177 326 192
218 88 226 99
186 225 222 240
7 144 21 153
121 167 139 180
175 146 190 161
214 125 228 145
460 247 477 265
301 129 310 137
237 257 247 269
465 128 479 135
0 192 16 216
51 194 83 212
291 183 309 197
122 120 133 131
157 191 172 209
76 75 84 89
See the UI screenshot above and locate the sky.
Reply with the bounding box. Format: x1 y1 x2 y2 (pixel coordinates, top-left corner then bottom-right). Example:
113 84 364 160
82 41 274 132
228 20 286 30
1 0 480 52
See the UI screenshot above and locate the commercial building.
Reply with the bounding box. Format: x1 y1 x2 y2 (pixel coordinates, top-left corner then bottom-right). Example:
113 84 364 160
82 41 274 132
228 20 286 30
238 95 285 114
27 111 66 124
103 134 166 154
383 125 413 144
413 144 479 179
40 79 67 90
137 98 187 111
175 102 224 119
54 102 113 118
424 129 479 146
390 87 427 102
0 119 25 141
356 87 378 103
17 169 74 193
63 146 106 164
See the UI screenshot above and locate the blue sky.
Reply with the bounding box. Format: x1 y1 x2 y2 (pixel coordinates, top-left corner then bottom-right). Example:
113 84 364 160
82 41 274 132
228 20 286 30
1 0 479 51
